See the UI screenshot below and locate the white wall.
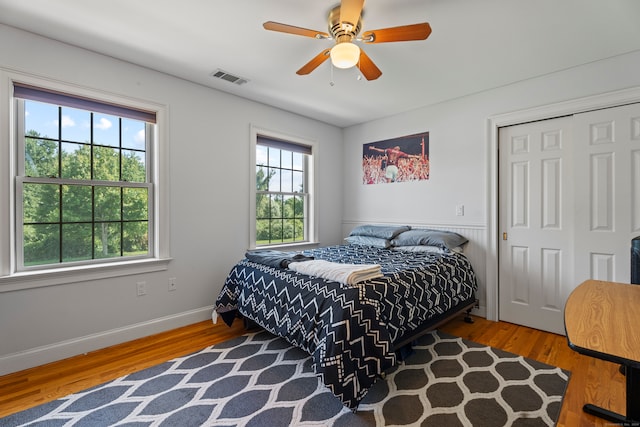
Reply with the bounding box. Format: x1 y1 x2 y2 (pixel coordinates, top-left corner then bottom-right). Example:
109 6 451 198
0 24 344 374
342 49 640 314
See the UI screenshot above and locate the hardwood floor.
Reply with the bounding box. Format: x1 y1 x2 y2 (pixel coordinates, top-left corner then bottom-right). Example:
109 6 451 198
0 315 625 426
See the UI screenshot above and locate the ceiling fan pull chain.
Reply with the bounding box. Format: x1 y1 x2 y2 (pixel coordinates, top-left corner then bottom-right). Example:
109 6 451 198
330 62 335 86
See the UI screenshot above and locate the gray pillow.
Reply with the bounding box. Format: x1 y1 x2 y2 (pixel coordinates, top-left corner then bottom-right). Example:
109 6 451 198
391 229 468 250
349 224 410 240
345 235 392 248
392 245 447 253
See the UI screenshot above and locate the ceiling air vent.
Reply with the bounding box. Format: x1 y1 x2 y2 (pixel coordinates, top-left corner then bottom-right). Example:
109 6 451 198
210 69 248 86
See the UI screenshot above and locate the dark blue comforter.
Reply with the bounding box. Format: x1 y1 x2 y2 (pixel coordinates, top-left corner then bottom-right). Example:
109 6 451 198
215 244 477 409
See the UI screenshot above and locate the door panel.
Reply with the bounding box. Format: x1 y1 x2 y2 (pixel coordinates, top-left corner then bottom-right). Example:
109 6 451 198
573 103 640 283
499 117 573 335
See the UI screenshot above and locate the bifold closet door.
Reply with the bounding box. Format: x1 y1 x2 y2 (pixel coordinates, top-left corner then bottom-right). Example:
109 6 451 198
498 102 640 334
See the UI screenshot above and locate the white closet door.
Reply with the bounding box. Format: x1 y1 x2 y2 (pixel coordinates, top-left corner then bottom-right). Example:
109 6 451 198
573 103 640 283
499 117 574 335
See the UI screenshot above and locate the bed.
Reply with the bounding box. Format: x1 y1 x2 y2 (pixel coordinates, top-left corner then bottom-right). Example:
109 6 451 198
214 226 478 409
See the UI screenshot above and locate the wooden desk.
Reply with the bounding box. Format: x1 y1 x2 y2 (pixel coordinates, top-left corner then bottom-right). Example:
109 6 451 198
565 279 640 425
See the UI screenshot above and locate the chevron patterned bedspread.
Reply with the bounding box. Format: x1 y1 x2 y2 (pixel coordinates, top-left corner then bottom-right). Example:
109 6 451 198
214 244 478 409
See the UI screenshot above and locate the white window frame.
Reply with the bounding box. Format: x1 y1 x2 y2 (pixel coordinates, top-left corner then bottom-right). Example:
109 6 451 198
0 70 171 292
249 125 318 249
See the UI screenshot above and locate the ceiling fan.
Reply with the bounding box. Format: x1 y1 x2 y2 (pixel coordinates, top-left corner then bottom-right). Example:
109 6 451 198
263 0 432 81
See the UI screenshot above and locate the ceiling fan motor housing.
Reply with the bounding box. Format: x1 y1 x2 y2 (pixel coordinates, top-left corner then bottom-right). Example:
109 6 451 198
328 5 361 43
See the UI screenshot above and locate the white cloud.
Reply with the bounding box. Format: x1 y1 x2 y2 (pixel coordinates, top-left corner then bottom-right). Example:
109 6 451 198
135 129 145 144
59 115 76 128
95 117 112 130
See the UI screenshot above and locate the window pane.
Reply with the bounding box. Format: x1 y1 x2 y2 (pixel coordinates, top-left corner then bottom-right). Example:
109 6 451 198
93 113 119 147
281 169 292 193
283 219 294 240
24 224 59 266
281 150 292 170
123 187 148 221
60 106 90 143
269 194 282 218
270 219 283 242
25 100 58 140
256 166 273 191
122 118 146 150
283 195 294 218
268 169 281 192
294 195 305 217
25 137 58 178
268 147 280 167
94 186 121 221
23 183 59 223
122 150 146 182
292 170 303 193
256 193 269 219
294 218 304 241
61 142 90 180
292 152 303 171
62 223 92 262
256 219 270 244
256 145 268 167
123 221 148 256
62 185 92 222
94 222 121 258
93 146 120 181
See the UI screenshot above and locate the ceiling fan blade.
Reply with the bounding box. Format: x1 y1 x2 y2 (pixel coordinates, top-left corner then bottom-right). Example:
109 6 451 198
357 49 382 81
340 0 365 27
296 49 331 75
362 22 432 43
263 21 329 39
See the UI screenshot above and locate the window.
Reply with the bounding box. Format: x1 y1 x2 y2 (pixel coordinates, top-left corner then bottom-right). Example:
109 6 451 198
14 83 156 270
252 129 315 247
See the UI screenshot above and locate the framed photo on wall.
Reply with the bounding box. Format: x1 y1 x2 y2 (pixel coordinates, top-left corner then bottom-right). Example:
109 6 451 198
362 131 429 184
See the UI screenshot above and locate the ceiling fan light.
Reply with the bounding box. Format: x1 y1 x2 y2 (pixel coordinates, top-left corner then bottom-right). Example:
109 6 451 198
330 42 360 69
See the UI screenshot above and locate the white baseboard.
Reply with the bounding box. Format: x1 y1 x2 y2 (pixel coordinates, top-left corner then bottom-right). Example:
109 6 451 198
0 306 214 376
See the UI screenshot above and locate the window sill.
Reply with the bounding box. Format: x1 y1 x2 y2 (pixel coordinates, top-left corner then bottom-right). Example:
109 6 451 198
0 258 173 293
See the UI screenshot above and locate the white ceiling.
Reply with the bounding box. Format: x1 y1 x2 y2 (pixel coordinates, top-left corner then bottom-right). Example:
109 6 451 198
1 0 640 128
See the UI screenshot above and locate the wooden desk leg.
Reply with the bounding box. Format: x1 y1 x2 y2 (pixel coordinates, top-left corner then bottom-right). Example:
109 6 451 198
582 365 640 425
627 366 640 421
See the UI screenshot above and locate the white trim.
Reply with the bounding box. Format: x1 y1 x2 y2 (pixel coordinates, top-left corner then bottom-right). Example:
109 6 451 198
486 86 640 321
0 257 171 292
0 306 213 376
0 67 171 290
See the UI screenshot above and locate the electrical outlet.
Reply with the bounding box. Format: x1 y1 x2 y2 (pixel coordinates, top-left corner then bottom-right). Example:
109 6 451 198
168 277 177 292
456 204 465 216
136 281 147 296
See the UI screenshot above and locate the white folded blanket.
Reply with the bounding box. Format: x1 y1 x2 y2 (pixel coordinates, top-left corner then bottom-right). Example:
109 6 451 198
288 259 383 285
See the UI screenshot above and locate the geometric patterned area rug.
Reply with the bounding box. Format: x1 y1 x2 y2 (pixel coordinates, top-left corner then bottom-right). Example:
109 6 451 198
1 330 570 427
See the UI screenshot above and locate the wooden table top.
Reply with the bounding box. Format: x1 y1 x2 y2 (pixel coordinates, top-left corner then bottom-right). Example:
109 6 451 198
564 279 640 365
